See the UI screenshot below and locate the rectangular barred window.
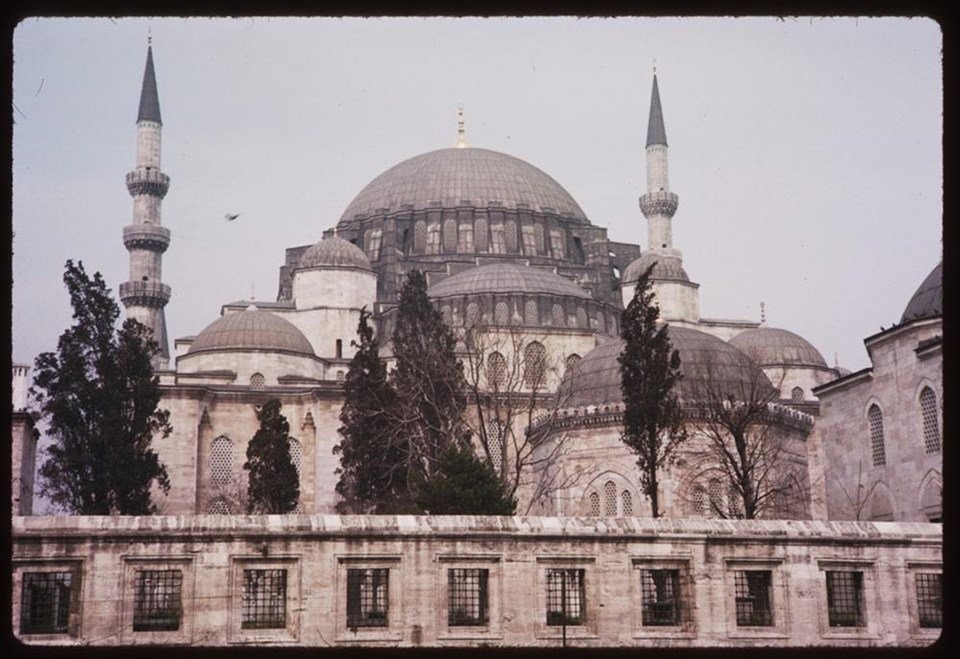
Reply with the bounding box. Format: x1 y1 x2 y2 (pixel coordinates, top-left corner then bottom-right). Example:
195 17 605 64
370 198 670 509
546 568 585 626
641 569 681 626
134 569 183 632
826 571 864 628
241 569 287 630
347 568 389 628
20 572 72 635
448 568 488 626
734 570 773 627
916 573 942 629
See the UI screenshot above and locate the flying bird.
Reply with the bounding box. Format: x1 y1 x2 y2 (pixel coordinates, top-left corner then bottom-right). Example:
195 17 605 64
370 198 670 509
225 212 242 221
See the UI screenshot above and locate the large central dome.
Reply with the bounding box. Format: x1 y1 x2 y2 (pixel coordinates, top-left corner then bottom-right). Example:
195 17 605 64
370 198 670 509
339 147 588 223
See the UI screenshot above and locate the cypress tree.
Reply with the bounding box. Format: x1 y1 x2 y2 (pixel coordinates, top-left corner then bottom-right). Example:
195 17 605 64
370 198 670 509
244 398 300 514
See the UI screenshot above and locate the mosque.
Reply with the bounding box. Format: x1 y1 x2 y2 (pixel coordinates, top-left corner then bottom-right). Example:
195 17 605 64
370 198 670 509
10 43 941 647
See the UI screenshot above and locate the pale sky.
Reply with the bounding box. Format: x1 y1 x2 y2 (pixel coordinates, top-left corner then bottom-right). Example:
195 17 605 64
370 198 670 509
12 16 942 378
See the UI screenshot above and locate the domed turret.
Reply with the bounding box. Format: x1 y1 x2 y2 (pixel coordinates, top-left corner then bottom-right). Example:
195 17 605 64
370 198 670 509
298 235 372 271
189 307 315 356
900 262 942 323
729 327 834 402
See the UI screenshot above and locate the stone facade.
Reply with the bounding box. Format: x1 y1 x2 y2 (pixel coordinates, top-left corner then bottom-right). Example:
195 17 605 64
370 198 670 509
12 411 37 517
10 516 942 647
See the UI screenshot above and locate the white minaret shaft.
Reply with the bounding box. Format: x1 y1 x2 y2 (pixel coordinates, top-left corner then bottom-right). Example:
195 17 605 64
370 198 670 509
119 41 171 367
639 73 679 254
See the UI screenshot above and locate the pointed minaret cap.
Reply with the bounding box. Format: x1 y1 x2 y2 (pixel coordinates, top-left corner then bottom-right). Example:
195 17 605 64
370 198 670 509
454 104 469 149
137 40 163 125
646 72 667 148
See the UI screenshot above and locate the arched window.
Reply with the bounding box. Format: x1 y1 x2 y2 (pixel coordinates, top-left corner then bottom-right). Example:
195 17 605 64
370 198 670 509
708 478 724 517
335 339 343 359
250 373 265 391
523 342 547 387
494 301 510 325
603 481 617 516
869 489 894 521
504 219 518 252
552 303 566 327
474 217 489 252
524 299 539 325
565 354 582 375
466 302 481 327
621 490 633 516
588 492 601 517
414 220 427 252
485 420 505 474
458 222 474 253
533 223 545 253
288 439 303 478
208 497 231 515
486 352 507 388
692 486 706 515
576 307 588 329
868 404 886 466
443 218 458 252
336 370 345 382
791 386 804 401
920 387 941 453
210 436 234 486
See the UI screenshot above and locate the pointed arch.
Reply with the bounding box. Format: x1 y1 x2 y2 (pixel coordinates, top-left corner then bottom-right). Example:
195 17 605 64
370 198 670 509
867 402 886 467
868 483 894 521
919 386 941 454
918 469 942 522
210 435 234 486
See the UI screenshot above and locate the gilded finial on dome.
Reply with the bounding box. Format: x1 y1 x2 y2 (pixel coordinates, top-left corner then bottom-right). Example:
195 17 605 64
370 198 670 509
652 57 656 75
148 28 152 46
455 104 469 149
760 301 766 324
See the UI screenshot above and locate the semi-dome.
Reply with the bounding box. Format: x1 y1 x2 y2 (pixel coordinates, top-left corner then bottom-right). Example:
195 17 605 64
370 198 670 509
560 326 773 409
298 235 372 271
900 262 942 323
622 253 690 284
339 147 588 223
427 262 591 300
189 308 315 356
728 327 828 369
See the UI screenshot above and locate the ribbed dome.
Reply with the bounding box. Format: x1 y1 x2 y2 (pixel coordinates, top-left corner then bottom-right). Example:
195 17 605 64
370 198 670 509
560 326 773 409
622 253 690 284
428 262 591 300
900 262 942 323
339 147 588 222
189 308 315 356
728 327 828 368
298 235 372 271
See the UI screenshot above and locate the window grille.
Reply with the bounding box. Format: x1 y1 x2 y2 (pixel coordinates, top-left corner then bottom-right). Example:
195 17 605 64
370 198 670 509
487 351 507 388
603 481 617 516
210 436 234 486
920 388 941 453
474 217 489 252
588 492 601 517
347 568 389 628
443 218 458 252
20 572 72 635
485 420 504 473
250 373 265 390
692 486 706 515
549 229 565 259
208 497 231 515
523 342 547 387
241 569 286 629
448 569 488 626
868 405 886 466
916 573 942 628
791 386 804 401
458 222 474 253
546 569 585 626
565 354 581 375
552 303 566 327
289 439 302 477
134 569 182 632
640 569 681 626
524 299 539 325
504 219 518 252
621 490 633 516
426 220 441 254
734 570 773 626
708 478 724 516
494 301 510 325
414 220 427 252
533 223 545 253
466 302 481 327
490 221 505 254
728 485 744 519
825 571 864 628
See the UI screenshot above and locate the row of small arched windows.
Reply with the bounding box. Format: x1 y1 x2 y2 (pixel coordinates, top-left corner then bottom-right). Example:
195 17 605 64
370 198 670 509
208 435 303 513
586 481 634 517
484 346 581 388
867 386 940 467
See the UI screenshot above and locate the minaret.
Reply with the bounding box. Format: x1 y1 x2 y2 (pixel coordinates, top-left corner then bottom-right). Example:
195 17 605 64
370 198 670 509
119 37 171 367
639 71 680 255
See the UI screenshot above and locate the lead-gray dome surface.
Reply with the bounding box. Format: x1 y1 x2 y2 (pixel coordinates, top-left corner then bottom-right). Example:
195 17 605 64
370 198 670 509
728 327 828 368
427 262 591 300
298 235 372 271
560 326 773 409
189 308 315 356
339 147 588 222
622 253 690 284
900 262 942 323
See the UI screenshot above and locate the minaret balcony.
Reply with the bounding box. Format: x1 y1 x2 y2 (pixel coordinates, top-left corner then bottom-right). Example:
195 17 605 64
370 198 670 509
123 224 170 252
126 168 170 198
639 190 679 217
119 281 171 308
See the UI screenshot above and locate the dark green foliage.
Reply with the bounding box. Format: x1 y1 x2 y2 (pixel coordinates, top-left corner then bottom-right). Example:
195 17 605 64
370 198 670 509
244 398 300 514
618 263 686 518
31 260 171 514
334 308 408 513
414 442 517 515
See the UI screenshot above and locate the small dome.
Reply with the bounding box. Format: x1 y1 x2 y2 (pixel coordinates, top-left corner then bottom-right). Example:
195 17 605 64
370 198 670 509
428 262 591 300
622 253 689 284
900 262 942 323
189 308 315 356
728 327 828 369
560 326 773 409
339 147 588 223
298 235 372 271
